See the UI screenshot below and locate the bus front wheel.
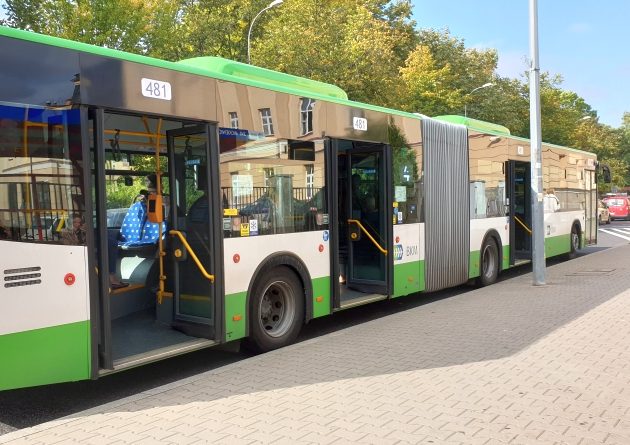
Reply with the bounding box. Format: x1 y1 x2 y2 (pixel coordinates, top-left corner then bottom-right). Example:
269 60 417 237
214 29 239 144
479 237 499 287
246 266 305 352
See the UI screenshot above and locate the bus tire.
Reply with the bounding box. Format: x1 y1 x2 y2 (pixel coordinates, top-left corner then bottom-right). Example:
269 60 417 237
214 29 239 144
478 237 499 287
246 266 304 353
568 224 580 259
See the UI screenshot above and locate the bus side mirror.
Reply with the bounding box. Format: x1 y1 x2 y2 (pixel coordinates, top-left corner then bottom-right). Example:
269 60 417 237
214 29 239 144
601 165 612 183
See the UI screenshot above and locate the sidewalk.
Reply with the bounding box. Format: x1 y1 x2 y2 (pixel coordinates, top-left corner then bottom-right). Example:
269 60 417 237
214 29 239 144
2 245 630 445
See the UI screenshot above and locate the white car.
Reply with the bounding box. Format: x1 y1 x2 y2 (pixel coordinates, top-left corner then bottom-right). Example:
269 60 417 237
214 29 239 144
598 200 611 225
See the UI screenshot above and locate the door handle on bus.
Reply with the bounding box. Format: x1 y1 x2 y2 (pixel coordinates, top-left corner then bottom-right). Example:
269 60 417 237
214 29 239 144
169 230 215 283
347 219 388 255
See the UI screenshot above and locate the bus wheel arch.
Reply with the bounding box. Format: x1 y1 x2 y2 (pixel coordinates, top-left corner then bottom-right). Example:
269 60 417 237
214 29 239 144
244 253 311 352
478 230 502 287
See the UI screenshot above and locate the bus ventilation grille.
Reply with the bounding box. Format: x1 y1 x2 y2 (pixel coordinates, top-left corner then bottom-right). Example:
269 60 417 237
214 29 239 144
3 267 42 288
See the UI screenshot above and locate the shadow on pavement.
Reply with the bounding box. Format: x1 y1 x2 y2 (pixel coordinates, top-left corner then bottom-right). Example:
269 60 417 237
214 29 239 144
1 245 627 432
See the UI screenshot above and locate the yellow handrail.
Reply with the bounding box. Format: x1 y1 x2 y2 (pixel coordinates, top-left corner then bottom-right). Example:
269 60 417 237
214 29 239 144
347 219 388 255
514 215 532 235
169 230 215 283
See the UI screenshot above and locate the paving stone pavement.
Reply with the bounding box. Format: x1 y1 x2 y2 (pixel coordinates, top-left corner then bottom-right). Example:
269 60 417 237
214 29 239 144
2 245 630 445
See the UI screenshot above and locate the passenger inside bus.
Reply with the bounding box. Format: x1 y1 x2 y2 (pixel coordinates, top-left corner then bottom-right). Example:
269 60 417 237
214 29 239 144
118 174 166 247
61 214 87 246
137 174 158 202
111 174 169 290
0 222 11 240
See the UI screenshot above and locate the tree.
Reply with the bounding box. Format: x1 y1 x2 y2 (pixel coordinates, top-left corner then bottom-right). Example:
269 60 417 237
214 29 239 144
158 0 265 62
399 44 463 116
252 0 414 108
3 0 182 55
398 29 497 117
619 112 630 185
535 74 594 146
470 76 529 137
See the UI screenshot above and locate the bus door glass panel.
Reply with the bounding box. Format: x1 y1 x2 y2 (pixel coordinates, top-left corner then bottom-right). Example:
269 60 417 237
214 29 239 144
167 126 214 325
507 160 531 261
347 150 387 286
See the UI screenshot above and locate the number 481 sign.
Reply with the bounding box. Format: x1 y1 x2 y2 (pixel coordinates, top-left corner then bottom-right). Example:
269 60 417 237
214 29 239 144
141 78 172 101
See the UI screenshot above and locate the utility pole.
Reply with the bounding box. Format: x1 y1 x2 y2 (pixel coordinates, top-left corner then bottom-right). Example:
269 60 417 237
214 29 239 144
529 0 545 285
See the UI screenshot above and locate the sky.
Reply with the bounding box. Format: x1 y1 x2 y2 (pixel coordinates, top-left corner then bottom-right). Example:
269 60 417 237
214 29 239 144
411 0 629 127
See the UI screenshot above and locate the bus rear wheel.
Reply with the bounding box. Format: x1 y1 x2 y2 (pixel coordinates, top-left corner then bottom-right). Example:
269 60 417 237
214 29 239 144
478 237 499 287
247 266 304 353
568 224 580 259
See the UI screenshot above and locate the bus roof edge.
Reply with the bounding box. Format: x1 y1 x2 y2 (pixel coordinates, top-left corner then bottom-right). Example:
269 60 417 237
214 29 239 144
176 57 348 101
433 115 512 136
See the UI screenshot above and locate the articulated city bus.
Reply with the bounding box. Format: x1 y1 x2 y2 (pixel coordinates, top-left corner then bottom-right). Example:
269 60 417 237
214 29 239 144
0 25 599 391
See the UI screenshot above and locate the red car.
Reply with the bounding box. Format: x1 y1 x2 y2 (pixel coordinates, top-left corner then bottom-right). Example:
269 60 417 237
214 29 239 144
603 196 630 221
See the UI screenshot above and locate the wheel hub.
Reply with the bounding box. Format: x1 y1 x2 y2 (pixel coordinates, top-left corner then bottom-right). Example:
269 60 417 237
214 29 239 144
258 281 295 338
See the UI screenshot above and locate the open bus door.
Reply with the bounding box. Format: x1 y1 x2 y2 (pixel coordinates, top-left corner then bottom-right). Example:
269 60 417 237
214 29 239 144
92 113 222 373
331 139 392 309
506 160 532 264
166 125 222 338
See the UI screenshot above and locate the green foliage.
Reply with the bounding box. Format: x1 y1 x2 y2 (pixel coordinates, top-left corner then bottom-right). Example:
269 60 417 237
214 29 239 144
105 177 144 209
597 158 628 194
3 0 628 186
620 113 630 185
398 29 497 117
3 0 182 54
252 0 413 108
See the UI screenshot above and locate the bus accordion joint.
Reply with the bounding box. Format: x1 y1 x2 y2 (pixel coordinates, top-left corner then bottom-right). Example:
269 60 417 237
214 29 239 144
514 215 532 235
168 230 215 283
347 219 388 255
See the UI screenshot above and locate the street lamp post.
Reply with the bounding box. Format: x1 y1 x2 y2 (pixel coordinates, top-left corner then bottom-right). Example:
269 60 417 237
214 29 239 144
464 82 494 117
247 0 284 65
529 0 545 286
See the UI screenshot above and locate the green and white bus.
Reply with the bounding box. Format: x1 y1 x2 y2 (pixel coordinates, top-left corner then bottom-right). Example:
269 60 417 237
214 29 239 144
0 26 600 391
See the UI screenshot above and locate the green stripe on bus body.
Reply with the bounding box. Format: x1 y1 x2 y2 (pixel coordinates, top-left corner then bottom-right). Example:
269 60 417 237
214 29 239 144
469 251 481 279
225 291 247 342
393 260 424 298
503 245 510 270
312 276 331 318
545 234 571 258
0 321 90 391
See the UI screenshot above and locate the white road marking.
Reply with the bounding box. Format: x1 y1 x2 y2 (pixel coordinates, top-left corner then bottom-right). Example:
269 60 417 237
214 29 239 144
599 228 630 241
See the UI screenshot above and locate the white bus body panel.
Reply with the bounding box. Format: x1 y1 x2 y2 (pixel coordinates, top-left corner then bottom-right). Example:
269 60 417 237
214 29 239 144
0 242 90 336
223 231 330 295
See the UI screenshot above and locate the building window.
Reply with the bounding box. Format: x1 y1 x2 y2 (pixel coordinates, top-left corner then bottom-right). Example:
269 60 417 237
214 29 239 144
300 98 315 135
228 112 239 129
305 165 314 198
0 104 85 243
259 108 274 136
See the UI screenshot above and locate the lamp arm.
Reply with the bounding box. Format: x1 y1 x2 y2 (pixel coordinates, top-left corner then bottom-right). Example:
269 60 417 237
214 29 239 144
247 5 272 64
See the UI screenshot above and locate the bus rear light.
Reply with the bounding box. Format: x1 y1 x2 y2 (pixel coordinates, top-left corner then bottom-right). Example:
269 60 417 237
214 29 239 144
233 254 240 263
64 273 76 286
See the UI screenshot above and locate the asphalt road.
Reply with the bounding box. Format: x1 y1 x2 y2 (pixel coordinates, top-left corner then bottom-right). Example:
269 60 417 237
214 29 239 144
596 218 630 246
1 224 628 436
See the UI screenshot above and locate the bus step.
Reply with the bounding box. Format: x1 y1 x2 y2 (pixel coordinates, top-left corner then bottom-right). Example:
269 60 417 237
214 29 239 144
336 293 388 311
